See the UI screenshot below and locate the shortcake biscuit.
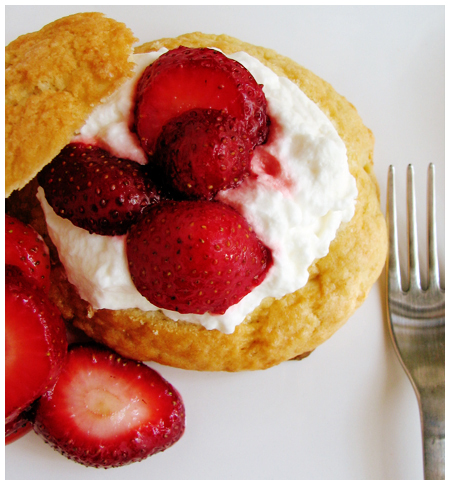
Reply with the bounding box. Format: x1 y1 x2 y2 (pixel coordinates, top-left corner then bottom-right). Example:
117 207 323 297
5 12 136 197
5 15 387 371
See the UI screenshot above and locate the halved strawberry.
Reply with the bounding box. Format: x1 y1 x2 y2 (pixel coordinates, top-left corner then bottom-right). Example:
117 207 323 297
127 200 273 314
135 46 269 156
152 108 253 200
37 143 160 236
5 215 51 292
33 344 186 468
5 269 67 424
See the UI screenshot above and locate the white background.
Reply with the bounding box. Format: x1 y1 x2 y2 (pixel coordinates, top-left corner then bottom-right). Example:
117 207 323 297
5 5 444 480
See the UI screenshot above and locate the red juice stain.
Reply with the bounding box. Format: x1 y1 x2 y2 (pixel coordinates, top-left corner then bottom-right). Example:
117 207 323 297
250 118 294 194
258 150 282 178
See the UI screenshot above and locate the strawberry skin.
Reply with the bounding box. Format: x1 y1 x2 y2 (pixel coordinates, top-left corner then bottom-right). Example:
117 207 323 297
37 143 160 236
5 269 67 424
135 46 270 155
153 109 253 200
5 410 33 445
5 215 51 292
127 200 273 314
33 344 186 468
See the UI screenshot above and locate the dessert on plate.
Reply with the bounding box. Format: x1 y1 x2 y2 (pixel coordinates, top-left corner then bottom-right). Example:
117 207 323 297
6 12 387 372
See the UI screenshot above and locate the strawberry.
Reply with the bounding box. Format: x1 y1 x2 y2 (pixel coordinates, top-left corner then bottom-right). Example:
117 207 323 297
5 410 33 445
134 46 270 156
152 108 253 199
37 143 160 236
126 200 272 314
5 215 51 292
5 269 67 424
33 344 186 468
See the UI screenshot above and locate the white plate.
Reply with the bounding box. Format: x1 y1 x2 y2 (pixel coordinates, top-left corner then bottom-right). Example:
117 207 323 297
5 6 444 479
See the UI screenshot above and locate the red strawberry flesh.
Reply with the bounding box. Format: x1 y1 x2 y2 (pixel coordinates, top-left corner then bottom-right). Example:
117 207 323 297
33 344 186 468
5 270 67 423
135 46 269 155
153 108 253 200
127 200 273 314
5 215 51 292
37 143 160 236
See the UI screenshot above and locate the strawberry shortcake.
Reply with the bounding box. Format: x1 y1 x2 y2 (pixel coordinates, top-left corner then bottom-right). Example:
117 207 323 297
6 13 387 371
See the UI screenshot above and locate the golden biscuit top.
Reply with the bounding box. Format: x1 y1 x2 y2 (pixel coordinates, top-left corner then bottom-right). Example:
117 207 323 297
5 12 137 197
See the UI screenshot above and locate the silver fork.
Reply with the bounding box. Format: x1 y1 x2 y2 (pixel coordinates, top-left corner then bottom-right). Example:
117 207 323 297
387 164 445 480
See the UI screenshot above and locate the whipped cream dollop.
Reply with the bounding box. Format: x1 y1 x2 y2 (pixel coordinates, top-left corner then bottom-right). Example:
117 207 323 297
38 49 357 334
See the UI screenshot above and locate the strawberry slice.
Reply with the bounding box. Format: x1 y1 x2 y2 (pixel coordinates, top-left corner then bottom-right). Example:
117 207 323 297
33 344 186 468
5 269 67 424
135 46 270 156
127 200 273 314
153 108 253 200
5 410 33 445
37 143 160 236
5 215 51 292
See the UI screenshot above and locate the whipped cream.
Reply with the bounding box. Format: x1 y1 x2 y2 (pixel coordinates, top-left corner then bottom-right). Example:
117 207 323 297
38 49 357 334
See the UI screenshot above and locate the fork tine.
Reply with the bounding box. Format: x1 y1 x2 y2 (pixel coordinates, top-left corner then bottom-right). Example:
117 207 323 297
387 165 402 293
427 164 440 290
407 165 421 291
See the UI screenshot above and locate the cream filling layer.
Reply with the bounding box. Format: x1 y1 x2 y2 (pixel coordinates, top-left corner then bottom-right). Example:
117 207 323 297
38 50 357 334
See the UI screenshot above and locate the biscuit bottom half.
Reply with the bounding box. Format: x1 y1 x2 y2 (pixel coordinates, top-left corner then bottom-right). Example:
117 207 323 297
7 31 387 372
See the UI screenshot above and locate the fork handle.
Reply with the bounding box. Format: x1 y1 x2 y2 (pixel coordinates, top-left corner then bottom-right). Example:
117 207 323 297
421 392 445 480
